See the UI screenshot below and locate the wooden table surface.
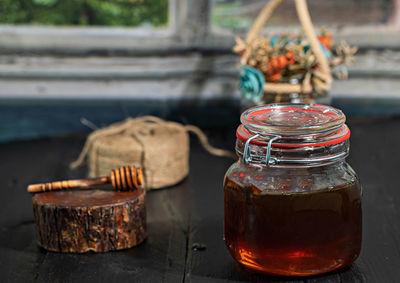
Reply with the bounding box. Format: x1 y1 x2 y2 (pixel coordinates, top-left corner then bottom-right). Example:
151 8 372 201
0 117 399 283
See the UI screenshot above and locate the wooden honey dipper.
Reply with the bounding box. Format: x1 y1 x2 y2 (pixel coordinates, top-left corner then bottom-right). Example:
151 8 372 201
27 166 143 193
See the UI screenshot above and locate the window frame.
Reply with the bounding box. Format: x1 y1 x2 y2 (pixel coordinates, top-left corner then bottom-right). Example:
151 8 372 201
0 0 186 54
0 0 399 102
0 0 399 54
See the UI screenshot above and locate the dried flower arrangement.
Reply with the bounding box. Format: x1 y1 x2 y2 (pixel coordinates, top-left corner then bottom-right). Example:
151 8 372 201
234 31 357 82
233 0 357 104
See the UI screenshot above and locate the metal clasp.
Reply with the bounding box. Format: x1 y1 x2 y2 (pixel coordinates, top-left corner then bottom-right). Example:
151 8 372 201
243 134 281 167
243 134 259 165
265 135 281 166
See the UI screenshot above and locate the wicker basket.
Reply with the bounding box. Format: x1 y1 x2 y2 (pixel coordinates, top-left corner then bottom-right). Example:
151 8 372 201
238 0 333 104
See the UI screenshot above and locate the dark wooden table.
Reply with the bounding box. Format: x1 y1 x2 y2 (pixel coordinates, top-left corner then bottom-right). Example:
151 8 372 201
1 117 399 282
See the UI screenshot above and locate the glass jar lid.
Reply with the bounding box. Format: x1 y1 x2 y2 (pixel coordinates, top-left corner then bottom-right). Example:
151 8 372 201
237 104 350 148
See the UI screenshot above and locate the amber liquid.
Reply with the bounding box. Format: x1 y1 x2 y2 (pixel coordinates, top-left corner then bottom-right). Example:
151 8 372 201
224 177 362 276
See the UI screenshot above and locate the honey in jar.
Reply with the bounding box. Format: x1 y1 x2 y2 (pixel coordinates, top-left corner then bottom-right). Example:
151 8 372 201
223 104 362 276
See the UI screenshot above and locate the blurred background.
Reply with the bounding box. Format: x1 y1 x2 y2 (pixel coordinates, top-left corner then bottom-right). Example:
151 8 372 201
1 0 400 141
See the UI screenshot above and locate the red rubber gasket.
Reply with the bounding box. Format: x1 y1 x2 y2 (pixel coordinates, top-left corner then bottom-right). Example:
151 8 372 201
236 124 350 148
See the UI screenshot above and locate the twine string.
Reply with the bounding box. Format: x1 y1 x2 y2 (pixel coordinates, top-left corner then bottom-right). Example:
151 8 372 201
70 116 236 171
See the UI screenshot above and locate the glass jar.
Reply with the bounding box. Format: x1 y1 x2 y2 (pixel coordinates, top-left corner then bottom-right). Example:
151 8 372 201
223 104 362 276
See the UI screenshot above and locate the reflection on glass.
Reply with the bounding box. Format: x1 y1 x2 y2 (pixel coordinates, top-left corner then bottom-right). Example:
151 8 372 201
212 0 394 31
0 0 168 27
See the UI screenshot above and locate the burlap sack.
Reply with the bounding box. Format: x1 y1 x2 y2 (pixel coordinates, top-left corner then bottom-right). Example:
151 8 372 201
70 116 235 190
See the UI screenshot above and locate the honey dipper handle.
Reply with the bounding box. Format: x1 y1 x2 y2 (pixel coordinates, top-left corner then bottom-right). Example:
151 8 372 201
27 177 109 193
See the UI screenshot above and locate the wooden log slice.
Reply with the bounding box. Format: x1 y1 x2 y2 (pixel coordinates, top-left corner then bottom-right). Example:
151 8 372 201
32 188 146 253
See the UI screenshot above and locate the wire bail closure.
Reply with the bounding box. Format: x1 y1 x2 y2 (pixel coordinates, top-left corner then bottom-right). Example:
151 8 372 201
243 134 282 166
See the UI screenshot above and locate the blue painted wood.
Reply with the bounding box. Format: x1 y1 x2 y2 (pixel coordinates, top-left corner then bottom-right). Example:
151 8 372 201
0 99 240 142
332 98 400 117
1 98 399 142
